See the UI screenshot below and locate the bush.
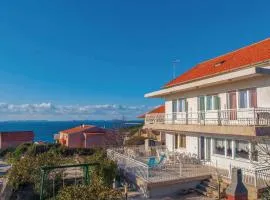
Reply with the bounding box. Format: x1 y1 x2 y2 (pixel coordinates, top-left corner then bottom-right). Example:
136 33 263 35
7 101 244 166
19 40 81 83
8 151 74 191
0 147 15 158
12 143 32 159
125 136 145 146
56 184 123 200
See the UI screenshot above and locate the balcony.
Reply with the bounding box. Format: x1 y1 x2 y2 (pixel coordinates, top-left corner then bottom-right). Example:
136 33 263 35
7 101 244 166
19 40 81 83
144 108 270 136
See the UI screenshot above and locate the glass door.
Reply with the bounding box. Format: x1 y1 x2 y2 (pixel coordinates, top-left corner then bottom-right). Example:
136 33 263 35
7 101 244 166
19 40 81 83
198 96 205 123
172 100 177 123
228 91 237 120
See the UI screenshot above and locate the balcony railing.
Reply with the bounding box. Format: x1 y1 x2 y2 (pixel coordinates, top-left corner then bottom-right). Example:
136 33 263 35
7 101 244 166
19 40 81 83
107 146 270 188
145 108 270 126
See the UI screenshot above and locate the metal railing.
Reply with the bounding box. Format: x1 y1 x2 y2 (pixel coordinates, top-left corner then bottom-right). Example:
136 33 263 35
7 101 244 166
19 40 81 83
107 147 213 182
107 148 149 180
145 108 270 126
210 162 270 188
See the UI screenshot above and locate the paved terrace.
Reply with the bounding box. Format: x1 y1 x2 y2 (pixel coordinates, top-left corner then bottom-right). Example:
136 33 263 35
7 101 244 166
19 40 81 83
107 146 270 188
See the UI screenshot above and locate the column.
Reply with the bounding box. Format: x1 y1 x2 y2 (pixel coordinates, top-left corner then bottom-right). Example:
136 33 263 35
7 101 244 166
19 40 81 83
225 139 228 158
210 138 214 155
204 137 207 160
232 140 235 160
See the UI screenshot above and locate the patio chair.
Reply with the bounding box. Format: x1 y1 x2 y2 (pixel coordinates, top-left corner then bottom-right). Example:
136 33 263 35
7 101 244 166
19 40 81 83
148 154 167 169
147 156 157 168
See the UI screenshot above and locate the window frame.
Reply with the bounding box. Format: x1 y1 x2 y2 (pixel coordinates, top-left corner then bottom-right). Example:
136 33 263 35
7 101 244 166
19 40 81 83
178 98 186 112
238 88 257 109
235 140 249 160
213 138 225 156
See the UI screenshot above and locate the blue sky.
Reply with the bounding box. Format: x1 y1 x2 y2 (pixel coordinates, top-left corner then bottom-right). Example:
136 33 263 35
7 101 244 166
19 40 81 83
0 0 269 120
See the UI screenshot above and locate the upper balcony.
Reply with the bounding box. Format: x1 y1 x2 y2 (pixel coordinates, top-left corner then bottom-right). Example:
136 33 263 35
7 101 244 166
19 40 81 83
144 108 270 137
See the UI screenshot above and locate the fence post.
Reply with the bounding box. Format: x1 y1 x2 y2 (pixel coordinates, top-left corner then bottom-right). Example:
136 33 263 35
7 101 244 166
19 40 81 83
179 162 182 177
146 167 149 180
254 170 257 188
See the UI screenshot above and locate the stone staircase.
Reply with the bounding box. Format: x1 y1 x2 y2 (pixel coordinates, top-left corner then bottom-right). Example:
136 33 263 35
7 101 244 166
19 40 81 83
195 178 229 199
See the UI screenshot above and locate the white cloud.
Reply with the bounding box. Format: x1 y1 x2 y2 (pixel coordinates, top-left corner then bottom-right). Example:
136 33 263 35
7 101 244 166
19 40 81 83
0 102 151 121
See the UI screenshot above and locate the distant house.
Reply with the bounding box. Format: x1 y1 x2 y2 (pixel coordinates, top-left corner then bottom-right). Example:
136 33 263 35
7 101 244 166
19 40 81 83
56 124 118 148
0 131 34 149
137 105 166 143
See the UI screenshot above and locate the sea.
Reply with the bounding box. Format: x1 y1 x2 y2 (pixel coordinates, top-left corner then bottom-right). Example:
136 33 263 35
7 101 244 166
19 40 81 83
0 120 143 143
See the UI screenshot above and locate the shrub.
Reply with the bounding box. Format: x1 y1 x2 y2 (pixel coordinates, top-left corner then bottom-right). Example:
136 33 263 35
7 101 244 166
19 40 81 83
56 184 123 200
125 136 145 146
12 143 32 159
8 151 74 191
0 147 15 158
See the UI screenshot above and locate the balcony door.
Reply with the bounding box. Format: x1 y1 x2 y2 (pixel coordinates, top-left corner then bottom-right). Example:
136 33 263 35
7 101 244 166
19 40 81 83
172 100 177 123
228 91 237 120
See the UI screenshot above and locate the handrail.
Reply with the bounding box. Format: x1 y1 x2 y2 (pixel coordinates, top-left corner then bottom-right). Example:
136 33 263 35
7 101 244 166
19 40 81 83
145 108 270 126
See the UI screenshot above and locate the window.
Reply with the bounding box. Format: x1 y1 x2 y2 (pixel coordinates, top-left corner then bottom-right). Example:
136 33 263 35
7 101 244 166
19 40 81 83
178 98 186 112
213 95 220 110
238 88 257 109
227 140 232 157
175 134 186 149
175 134 178 149
172 100 177 113
249 88 257 108
180 135 186 148
206 95 219 110
235 140 249 159
206 96 213 110
214 138 225 156
239 90 248 108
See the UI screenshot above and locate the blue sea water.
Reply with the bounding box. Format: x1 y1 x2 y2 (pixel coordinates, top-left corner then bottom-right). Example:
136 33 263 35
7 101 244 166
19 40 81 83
0 120 142 143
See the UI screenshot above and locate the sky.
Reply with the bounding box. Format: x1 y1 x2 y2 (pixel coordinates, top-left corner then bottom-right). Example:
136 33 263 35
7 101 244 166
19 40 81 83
0 0 269 120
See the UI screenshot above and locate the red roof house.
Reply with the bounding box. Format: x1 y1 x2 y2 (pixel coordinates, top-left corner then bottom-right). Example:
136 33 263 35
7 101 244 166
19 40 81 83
0 131 34 149
137 105 165 119
59 124 118 148
165 38 270 88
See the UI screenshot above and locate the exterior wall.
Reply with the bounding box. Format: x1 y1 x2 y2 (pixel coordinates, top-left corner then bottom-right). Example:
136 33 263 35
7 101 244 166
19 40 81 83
85 134 105 148
164 132 264 170
165 75 270 113
186 135 199 156
0 132 34 149
165 133 174 151
66 132 84 148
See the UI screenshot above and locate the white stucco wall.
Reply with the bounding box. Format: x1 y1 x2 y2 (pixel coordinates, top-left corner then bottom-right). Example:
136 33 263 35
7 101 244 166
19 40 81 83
164 75 270 115
165 133 174 151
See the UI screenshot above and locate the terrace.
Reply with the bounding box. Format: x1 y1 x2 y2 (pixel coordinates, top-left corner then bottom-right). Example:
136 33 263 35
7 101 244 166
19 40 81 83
107 145 270 188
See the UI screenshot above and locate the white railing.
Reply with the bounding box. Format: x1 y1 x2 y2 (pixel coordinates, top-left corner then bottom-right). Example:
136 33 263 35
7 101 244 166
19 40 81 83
211 162 270 188
107 147 213 182
145 108 270 126
107 149 149 180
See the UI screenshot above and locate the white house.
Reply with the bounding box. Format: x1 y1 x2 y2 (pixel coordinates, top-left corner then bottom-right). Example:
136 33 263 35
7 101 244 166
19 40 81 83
144 38 270 171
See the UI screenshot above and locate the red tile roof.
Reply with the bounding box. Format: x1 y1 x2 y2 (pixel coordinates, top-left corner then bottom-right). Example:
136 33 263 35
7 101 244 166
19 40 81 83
137 105 165 118
165 38 270 88
61 125 108 135
61 125 96 134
